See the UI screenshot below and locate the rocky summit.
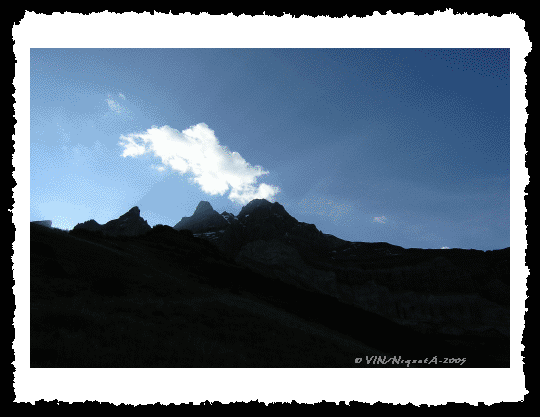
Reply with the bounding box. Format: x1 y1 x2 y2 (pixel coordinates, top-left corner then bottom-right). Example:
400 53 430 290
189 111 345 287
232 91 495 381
73 206 151 237
173 201 230 234
73 219 102 232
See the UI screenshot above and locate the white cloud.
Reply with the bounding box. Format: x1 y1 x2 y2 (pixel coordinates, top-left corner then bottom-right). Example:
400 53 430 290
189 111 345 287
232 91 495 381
118 92 126 100
441 246 450 249
373 215 387 224
118 123 280 205
119 135 146 157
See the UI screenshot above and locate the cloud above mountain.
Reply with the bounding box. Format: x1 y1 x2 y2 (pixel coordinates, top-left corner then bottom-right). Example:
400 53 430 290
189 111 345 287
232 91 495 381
118 123 281 205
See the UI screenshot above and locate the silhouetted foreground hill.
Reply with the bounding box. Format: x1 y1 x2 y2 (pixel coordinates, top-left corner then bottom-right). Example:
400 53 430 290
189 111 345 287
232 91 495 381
30 222 509 367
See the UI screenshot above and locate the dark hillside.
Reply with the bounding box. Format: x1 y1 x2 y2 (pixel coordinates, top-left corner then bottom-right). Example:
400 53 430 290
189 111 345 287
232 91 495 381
29 223 508 367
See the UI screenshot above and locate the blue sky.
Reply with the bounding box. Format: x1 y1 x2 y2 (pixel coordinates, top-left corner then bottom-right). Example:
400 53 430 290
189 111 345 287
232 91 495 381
30 48 510 250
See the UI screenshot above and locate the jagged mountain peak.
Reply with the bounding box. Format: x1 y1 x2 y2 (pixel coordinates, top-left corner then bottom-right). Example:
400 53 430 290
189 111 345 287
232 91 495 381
174 201 229 233
119 206 141 219
73 219 102 232
104 206 150 236
72 206 150 237
193 201 214 216
244 198 273 209
238 199 288 219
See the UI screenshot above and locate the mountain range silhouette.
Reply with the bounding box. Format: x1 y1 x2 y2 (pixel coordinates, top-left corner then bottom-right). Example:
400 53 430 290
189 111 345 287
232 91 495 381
30 199 510 367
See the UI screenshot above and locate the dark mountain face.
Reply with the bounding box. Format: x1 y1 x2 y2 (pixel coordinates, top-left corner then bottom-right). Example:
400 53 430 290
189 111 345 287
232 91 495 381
192 201 214 216
176 199 510 340
102 206 151 237
72 207 151 237
73 219 103 232
30 200 510 367
173 201 230 234
237 198 289 219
